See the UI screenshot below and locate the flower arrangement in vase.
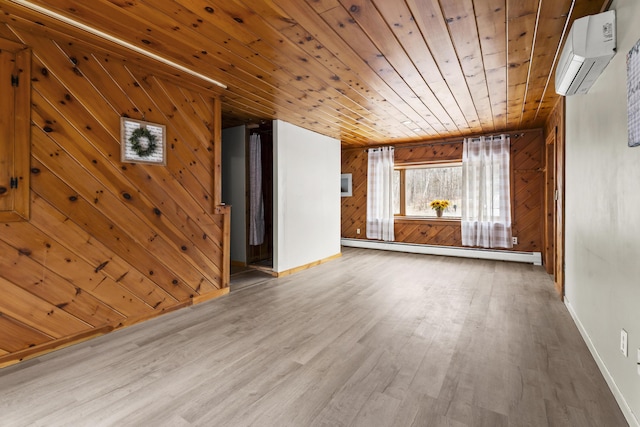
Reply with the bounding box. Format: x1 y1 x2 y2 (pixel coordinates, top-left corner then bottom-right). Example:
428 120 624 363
429 199 450 218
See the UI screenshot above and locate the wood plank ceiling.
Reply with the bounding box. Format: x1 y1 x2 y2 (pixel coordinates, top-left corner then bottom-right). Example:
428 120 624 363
3 0 609 147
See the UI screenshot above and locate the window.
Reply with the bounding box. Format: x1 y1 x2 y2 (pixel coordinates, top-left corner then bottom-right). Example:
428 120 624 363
393 163 462 218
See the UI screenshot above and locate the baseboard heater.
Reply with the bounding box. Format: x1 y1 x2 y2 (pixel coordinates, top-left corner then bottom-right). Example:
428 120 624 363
341 238 542 265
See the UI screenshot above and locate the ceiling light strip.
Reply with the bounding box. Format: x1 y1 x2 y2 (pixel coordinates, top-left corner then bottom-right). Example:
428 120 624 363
9 0 227 89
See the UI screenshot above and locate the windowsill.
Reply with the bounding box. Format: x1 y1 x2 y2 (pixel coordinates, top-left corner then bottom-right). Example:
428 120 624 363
394 216 461 224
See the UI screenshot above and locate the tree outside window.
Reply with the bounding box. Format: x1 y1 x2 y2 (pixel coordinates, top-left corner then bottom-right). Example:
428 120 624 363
393 163 462 218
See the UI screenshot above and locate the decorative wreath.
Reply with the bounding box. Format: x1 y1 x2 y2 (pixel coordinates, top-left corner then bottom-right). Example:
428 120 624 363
129 127 157 157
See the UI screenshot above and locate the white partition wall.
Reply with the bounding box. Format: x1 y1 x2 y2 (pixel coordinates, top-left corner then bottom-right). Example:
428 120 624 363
273 120 341 273
565 1 640 424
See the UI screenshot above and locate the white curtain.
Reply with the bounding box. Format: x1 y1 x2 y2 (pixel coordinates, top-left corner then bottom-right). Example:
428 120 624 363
461 135 513 248
366 146 395 241
249 133 265 246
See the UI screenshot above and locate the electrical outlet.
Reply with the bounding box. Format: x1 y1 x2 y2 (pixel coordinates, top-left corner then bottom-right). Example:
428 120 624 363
356 228 361 235
512 237 518 245
621 329 628 357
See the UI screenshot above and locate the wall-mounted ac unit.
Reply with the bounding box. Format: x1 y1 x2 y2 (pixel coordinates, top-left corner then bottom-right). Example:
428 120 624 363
555 10 616 96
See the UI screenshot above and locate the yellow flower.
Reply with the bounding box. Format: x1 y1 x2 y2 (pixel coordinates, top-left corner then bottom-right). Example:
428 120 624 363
430 199 450 211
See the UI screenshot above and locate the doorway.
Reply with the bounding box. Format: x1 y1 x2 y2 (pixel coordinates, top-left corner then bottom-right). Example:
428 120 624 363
246 122 273 270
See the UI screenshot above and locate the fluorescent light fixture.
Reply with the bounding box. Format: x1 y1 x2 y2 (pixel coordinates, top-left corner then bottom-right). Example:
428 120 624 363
9 0 227 89
402 120 412 125
413 128 421 132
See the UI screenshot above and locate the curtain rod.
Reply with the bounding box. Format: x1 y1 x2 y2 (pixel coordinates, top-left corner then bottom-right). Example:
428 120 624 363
363 132 525 152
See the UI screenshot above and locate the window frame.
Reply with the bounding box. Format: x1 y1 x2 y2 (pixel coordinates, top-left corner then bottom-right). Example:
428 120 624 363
394 160 462 220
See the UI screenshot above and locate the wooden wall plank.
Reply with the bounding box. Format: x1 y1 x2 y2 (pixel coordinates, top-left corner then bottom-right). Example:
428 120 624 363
30 155 197 300
0 236 125 327
0 314 53 353
0 221 153 318
0 276 89 338
29 195 178 310
27 49 225 270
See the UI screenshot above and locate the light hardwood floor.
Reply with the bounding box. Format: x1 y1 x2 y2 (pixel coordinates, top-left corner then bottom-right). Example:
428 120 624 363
0 248 628 426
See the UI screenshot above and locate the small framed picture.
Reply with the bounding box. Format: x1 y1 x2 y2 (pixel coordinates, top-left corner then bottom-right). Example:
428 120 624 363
341 173 352 197
121 117 166 165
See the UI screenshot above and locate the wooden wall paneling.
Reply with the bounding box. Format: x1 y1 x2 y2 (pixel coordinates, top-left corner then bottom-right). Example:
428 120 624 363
29 195 178 310
0 14 229 365
171 86 217 160
341 148 368 238
512 131 544 170
341 129 545 253
394 143 463 165
28 36 225 284
0 314 53 353
512 171 543 251
29 110 217 294
27 157 196 300
57 50 224 252
0 221 153 318
136 76 216 195
28 58 224 288
394 219 463 246
0 234 124 327
506 131 544 252
0 275 90 338
214 205 231 289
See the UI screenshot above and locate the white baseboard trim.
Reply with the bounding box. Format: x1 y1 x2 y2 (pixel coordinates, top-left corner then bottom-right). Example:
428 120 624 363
565 298 639 427
340 238 542 265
